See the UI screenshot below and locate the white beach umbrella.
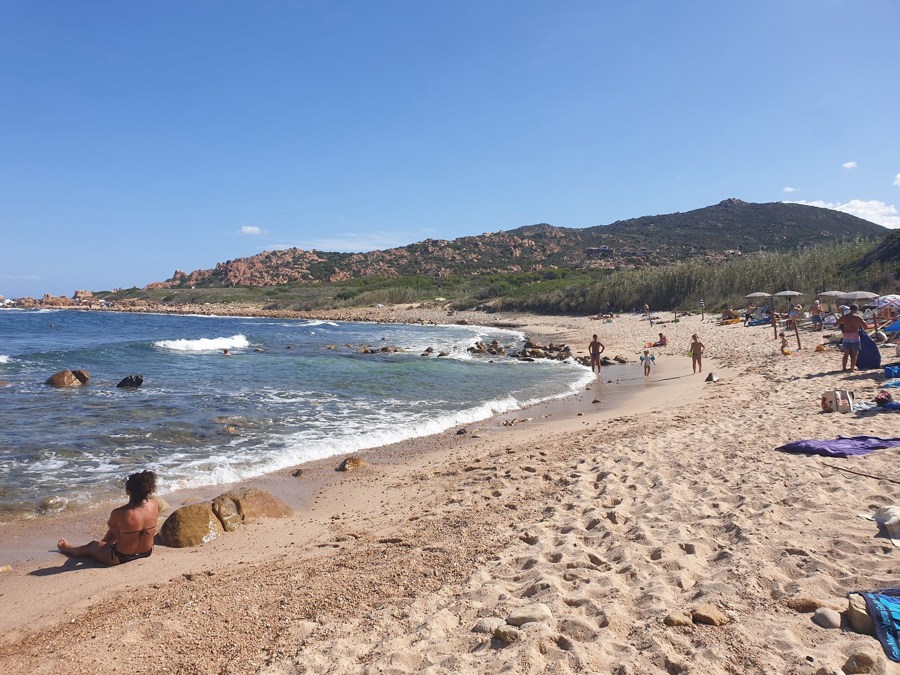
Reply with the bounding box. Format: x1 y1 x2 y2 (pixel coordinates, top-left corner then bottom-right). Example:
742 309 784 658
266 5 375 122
840 290 880 302
815 290 845 312
744 292 770 298
773 290 803 311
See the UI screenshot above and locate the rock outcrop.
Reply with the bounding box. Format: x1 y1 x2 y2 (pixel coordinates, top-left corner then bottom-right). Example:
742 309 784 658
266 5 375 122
159 487 292 548
159 502 224 548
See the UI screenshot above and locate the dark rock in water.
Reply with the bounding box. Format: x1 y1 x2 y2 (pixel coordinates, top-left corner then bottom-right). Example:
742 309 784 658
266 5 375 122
46 369 90 387
117 374 144 388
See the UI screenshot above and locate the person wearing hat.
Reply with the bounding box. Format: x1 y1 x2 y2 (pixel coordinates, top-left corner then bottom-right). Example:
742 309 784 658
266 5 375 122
810 299 825 331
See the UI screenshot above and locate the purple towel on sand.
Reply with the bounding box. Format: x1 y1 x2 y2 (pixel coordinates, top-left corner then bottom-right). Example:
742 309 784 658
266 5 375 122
775 435 900 458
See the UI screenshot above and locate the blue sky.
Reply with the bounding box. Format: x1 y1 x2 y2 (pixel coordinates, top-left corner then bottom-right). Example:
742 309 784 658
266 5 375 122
2 1 899 299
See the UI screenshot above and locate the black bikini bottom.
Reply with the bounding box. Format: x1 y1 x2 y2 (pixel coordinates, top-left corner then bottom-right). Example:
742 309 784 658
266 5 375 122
112 546 153 564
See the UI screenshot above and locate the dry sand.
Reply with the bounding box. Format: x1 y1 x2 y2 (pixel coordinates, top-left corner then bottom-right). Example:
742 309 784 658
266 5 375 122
0 307 898 674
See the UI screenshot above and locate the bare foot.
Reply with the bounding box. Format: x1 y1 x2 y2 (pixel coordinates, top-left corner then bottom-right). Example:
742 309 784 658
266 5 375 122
58 538 75 555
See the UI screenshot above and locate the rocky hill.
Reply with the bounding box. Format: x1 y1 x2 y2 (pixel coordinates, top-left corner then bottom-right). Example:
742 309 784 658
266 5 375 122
147 199 887 289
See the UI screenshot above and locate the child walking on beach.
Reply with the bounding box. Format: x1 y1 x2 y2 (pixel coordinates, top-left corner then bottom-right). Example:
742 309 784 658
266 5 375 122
640 349 655 377
779 331 789 355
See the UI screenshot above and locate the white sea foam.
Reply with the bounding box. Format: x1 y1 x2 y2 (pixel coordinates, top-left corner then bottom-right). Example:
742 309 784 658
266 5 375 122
302 319 340 327
0 355 9 364
157 390 554 495
153 334 251 352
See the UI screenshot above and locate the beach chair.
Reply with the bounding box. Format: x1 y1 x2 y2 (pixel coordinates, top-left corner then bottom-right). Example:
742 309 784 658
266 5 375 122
745 305 771 327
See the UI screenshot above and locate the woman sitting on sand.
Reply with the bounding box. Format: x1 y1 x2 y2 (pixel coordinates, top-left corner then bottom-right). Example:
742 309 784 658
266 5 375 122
58 470 159 565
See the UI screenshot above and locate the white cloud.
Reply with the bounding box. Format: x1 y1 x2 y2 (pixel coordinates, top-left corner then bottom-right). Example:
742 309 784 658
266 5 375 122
893 173 900 187
782 186 798 193
239 226 262 235
842 161 858 169
791 199 900 229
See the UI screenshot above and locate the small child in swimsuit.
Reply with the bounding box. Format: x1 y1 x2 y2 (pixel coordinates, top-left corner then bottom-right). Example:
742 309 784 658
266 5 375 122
640 349 655 377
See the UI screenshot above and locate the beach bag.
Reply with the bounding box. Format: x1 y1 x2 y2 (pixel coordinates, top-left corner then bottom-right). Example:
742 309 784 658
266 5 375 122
821 390 854 413
875 391 894 407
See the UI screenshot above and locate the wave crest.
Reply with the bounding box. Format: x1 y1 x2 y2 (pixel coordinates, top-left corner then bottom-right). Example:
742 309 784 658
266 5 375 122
153 334 251 352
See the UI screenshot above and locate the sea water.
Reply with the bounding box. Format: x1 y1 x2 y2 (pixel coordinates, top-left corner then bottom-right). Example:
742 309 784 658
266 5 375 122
0 309 594 522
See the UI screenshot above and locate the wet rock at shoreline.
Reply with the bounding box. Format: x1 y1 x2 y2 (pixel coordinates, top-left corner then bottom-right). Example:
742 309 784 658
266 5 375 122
337 456 367 472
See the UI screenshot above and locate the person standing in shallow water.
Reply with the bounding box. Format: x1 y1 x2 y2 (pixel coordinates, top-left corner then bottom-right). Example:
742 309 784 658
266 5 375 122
58 470 159 565
588 334 605 374
690 334 705 374
640 349 655 377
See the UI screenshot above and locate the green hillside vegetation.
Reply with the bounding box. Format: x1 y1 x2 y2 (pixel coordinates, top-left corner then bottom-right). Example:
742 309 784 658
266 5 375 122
97 235 898 315
489 237 897 315
139 200 887 292
93 200 897 314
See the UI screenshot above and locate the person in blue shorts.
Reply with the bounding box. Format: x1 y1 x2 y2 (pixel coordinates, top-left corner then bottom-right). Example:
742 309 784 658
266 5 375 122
810 299 825 330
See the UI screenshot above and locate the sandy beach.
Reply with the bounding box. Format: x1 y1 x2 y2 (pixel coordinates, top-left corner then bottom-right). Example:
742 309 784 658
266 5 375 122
1 307 898 674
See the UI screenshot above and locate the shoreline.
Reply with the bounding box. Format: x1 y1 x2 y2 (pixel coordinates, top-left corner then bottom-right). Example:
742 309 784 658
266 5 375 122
0 309 689 564
1 308 898 673
0 305 618 531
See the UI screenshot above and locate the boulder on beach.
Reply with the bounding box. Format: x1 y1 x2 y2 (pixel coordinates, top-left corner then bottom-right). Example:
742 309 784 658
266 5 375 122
45 369 90 387
159 487 291 547
159 502 224 548
218 487 293 521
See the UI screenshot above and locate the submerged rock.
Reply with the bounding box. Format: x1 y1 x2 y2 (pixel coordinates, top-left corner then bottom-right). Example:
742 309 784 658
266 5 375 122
45 369 90 387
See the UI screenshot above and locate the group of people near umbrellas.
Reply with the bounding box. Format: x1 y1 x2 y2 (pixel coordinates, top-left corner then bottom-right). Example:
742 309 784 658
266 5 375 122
744 291 900 373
